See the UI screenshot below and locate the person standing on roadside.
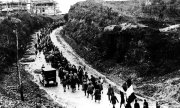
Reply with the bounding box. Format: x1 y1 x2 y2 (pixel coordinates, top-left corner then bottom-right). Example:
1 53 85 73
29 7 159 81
134 99 140 108
156 102 160 108
107 84 114 101
143 99 149 108
120 90 125 108
110 93 119 108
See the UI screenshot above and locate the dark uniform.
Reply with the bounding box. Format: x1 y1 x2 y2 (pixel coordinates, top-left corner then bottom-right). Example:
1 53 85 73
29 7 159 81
62 76 67 92
74 73 80 90
71 75 76 92
143 100 149 108
125 102 132 108
90 75 96 87
71 65 77 74
58 67 64 82
82 77 88 96
120 91 125 108
77 66 84 84
107 85 114 101
94 89 101 102
110 94 119 108
134 99 140 108
87 83 94 100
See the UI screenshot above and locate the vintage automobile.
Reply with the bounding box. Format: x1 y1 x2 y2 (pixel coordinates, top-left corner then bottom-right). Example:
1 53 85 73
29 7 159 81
39 66 58 87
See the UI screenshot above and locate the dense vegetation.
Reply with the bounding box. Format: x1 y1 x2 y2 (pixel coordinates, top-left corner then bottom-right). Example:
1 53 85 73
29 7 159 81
63 0 180 78
0 13 64 107
0 13 53 73
141 0 180 20
103 0 180 22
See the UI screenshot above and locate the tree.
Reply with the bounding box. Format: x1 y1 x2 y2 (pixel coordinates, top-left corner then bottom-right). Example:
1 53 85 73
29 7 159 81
64 14 69 22
170 0 177 4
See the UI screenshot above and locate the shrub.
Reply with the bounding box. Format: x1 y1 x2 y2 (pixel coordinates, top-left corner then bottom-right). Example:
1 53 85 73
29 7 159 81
0 13 53 73
64 0 180 77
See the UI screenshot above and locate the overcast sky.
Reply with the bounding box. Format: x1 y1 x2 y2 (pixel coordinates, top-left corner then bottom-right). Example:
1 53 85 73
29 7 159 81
0 0 86 13
57 0 85 13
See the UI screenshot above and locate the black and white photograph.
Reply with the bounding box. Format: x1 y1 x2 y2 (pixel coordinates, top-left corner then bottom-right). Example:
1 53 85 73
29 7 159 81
0 0 179 108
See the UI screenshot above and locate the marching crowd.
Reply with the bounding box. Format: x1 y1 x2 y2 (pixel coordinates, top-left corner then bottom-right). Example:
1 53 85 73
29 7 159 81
35 22 161 108
58 64 104 103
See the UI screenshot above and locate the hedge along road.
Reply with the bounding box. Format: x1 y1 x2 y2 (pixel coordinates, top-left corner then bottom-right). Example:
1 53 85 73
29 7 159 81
25 27 167 108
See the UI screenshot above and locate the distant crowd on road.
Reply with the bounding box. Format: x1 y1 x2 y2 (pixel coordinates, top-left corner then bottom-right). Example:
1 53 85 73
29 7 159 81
34 22 162 108
59 64 104 103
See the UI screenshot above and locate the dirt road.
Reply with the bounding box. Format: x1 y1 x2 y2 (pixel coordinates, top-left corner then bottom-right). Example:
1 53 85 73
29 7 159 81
25 27 167 108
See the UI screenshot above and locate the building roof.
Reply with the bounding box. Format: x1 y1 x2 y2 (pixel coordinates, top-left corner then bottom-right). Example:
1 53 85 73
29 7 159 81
32 0 54 3
0 2 27 5
2 8 13 12
31 0 57 5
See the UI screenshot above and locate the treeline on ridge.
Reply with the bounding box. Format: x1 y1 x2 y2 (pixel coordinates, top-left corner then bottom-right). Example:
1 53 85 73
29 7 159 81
0 13 53 74
62 0 180 77
141 0 180 20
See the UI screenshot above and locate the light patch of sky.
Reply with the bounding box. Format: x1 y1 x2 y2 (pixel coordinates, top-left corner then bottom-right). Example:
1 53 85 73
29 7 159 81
57 0 86 14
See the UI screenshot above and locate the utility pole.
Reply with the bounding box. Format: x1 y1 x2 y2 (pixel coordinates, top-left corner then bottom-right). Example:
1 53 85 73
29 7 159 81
6 1 8 15
36 2 37 15
16 29 24 101
18 0 20 13
53 0 55 16
30 0 33 14
21 0 22 11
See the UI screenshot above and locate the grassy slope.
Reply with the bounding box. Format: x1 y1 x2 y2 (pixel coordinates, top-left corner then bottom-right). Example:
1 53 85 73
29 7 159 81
101 2 180 106
104 0 180 22
62 0 180 107
0 64 61 108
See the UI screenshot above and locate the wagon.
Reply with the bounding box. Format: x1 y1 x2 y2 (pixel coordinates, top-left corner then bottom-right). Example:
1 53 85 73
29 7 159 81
39 67 58 87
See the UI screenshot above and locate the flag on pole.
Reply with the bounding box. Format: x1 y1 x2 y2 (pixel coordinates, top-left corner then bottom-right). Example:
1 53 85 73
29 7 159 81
122 79 136 103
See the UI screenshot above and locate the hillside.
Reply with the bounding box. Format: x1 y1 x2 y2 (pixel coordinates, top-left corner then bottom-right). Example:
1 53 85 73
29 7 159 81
0 13 63 108
61 0 180 107
105 0 180 21
66 0 180 78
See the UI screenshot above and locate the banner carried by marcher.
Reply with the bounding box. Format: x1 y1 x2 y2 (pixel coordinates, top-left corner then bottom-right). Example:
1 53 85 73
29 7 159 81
122 79 136 104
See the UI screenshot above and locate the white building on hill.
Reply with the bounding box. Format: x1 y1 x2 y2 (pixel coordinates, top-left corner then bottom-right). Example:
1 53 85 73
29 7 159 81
0 1 27 14
30 0 58 15
0 0 60 15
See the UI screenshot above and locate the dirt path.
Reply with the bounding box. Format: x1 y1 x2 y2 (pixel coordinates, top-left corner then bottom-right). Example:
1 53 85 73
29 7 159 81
24 27 168 108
